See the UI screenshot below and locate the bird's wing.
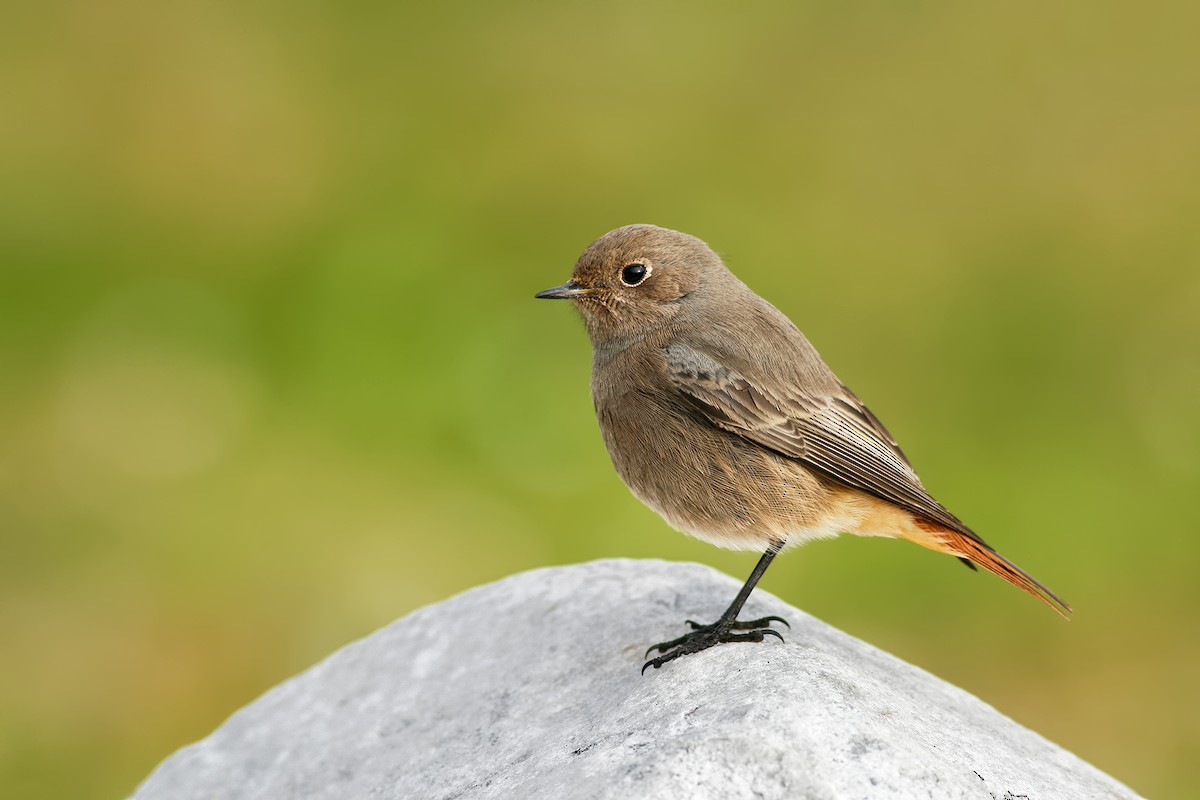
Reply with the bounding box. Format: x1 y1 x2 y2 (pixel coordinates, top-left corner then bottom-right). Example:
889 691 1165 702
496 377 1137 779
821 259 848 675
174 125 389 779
664 342 976 538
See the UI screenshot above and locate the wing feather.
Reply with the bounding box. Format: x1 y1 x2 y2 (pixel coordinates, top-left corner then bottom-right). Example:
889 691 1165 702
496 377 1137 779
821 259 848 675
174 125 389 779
664 342 977 540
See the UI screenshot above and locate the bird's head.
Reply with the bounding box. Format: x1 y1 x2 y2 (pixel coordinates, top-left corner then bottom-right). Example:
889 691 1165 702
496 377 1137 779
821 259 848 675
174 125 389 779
536 224 726 346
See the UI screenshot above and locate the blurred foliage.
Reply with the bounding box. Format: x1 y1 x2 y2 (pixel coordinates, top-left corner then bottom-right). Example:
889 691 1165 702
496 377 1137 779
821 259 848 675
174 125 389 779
1 1 1198 797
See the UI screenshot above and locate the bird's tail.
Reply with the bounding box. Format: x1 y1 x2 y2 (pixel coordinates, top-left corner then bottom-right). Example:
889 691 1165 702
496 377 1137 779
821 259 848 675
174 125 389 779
904 518 1072 619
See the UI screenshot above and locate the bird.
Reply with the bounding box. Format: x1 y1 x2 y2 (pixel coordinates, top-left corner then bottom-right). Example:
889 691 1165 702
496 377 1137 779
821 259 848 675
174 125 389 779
535 224 1070 672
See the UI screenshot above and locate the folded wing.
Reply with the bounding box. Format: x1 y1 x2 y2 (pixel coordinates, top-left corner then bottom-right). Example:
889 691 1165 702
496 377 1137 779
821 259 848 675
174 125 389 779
663 342 975 539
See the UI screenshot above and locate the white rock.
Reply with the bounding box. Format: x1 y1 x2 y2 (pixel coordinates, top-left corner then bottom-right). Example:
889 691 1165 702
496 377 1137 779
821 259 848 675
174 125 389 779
133 559 1141 800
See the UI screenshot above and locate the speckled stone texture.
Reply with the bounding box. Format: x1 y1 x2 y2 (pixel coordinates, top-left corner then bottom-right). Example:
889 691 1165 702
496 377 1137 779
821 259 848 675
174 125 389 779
133 559 1141 800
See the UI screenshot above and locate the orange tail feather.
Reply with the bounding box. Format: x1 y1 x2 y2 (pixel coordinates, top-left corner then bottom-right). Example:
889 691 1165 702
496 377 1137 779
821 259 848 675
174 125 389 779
908 521 1072 619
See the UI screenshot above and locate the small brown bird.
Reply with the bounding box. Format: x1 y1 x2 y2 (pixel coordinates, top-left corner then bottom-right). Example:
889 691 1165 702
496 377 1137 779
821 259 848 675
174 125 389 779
536 224 1070 672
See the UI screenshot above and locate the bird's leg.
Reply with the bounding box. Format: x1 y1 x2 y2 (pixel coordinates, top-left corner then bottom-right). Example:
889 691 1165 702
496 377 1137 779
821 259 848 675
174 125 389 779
643 541 789 673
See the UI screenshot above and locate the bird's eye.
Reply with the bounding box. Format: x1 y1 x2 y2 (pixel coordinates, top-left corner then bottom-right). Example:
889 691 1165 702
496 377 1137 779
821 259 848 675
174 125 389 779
621 263 649 286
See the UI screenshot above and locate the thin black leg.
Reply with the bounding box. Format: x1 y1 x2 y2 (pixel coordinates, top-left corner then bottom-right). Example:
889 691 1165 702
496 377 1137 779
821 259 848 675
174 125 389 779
642 540 789 673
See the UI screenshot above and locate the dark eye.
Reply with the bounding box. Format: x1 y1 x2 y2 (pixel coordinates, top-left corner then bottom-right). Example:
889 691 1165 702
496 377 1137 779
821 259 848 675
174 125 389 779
621 263 649 286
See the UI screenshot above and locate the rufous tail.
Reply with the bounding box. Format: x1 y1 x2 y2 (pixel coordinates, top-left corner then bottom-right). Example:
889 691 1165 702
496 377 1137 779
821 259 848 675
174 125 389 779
906 520 1072 619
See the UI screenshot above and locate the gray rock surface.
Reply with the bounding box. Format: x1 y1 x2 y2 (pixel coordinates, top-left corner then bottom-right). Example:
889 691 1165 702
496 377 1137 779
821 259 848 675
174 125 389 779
133 559 1141 800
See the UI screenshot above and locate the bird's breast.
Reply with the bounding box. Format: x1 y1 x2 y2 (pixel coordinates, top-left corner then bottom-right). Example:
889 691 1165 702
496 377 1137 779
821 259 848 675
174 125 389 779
591 355 841 551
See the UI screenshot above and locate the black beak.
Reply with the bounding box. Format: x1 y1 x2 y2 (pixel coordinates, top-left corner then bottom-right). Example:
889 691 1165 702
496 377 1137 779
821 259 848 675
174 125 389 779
535 280 593 300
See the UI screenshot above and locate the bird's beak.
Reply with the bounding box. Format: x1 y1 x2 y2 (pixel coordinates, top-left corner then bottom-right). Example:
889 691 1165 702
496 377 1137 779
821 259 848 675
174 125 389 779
535 280 594 300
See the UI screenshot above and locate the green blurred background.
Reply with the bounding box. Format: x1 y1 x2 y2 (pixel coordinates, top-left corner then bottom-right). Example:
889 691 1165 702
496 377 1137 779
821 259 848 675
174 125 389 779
2 1 1197 797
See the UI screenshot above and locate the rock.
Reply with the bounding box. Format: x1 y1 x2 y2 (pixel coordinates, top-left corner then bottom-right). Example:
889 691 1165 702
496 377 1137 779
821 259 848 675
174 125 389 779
133 559 1141 800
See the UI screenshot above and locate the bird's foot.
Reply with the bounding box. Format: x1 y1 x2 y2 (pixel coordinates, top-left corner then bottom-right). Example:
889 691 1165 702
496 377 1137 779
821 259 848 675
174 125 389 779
641 615 789 673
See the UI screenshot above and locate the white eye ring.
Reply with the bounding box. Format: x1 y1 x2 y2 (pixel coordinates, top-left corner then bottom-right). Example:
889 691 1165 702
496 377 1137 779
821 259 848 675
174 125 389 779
620 262 652 287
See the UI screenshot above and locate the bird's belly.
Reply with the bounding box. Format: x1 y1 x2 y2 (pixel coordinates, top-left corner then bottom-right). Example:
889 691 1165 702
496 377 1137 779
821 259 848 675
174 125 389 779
596 396 857 551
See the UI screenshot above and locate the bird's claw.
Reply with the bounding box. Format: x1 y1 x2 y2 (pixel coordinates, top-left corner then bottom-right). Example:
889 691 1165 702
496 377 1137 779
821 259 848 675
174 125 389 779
642 614 789 672
685 615 789 631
